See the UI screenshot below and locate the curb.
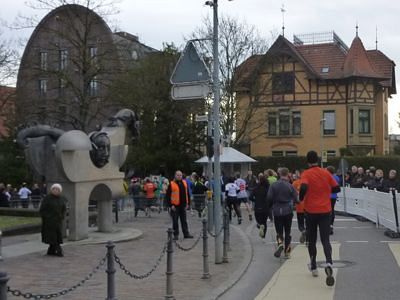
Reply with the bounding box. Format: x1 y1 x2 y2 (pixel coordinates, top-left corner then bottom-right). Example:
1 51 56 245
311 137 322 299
201 223 254 300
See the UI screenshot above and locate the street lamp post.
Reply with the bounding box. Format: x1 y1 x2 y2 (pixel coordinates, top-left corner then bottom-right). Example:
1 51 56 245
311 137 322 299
320 118 326 168
205 0 233 264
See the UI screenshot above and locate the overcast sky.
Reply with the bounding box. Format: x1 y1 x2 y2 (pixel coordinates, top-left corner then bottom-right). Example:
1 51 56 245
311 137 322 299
1 0 399 132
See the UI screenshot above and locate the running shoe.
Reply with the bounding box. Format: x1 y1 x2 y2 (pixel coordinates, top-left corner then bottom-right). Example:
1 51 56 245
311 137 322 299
330 225 334 235
249 214 253 221
238 217 242 225
325 263 335 286
284 246 291 259
300 231 306 244
259 224 265 238
308 263 318 277
274 243 284 258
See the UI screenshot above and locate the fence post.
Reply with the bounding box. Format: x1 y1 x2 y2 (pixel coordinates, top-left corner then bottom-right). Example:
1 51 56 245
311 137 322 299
106 241 117 300
165 228 174 300
223 210 229 263
392 190 400 233
0 272 9 300
201 219 210 279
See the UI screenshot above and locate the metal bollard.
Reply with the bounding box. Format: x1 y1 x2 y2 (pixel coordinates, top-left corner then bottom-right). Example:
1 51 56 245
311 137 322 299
165 228 175 300
0 272 9 300
207 200 214 232
201 219 210 279
0 230 3 261
222 211 229 263
106 241 117 300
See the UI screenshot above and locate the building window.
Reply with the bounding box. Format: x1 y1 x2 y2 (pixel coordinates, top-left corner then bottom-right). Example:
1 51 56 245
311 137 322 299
59 50 68 70
350 109 354 134
59 78 66 96
39 79 47 96
286 151 298 157
279 111 290 135
272 72 295 94
89 46 97 63
292 111 301 135
271 150 297 157
272 151 284 157
268 110 301 136
327 150 336 157
323 111 336 135
40 51 48 71
359 109 371 134
268 112 277 136
89 77 98 96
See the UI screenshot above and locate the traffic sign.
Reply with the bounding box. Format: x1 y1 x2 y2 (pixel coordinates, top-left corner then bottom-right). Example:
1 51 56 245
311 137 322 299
195 114 208 122
171 82 211 101
170 41 211 85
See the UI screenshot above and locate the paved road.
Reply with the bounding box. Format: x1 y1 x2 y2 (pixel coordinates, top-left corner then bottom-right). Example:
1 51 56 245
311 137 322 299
219 215 400 300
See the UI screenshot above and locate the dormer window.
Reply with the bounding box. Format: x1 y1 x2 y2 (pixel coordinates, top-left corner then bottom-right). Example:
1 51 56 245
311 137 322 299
321 67 329 73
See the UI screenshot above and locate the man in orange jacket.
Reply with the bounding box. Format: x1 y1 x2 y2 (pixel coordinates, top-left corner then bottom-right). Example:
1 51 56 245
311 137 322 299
166 170 193 240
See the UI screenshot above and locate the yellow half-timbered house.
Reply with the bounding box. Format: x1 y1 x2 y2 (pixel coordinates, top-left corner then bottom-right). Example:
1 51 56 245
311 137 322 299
235 31 396 157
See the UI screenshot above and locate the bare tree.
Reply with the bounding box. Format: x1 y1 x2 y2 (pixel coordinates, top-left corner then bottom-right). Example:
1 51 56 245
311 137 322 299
188 15 275 146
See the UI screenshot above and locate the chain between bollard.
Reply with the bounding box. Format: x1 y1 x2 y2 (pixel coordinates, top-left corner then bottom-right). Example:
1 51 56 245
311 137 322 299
207 223 224 238
114 243 168 279
173 232 202 252
7 255 107 299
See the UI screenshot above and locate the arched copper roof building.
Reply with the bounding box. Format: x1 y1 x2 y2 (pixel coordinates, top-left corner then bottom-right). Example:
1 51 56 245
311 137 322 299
16 4 156 131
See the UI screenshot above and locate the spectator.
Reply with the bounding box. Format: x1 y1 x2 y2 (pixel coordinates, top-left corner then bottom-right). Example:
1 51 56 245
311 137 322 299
143 178 157 216
0 183 10 207
350 167 367 188
39 183 67 257
366 169 384 191
18 182 32 208
264 169 277 185
166 170 193 240
130 178 142 217
383 170 400 193
348 165 358 184
31 183 42 209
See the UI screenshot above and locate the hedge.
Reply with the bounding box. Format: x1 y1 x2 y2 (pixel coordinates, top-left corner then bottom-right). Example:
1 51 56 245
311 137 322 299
252 156 400 176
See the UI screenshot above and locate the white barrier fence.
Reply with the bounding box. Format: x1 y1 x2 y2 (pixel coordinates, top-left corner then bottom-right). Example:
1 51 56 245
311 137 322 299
336 187 400 233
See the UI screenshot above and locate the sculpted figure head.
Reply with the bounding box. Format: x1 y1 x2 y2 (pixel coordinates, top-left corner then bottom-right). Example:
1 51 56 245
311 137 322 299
89 132 111 168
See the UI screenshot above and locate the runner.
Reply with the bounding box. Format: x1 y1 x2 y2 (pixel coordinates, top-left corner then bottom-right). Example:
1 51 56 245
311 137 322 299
235 173 253 221
267 167 298 259
253 173 270 239
299 150 340 286
225 177 242 224
292 170 307 243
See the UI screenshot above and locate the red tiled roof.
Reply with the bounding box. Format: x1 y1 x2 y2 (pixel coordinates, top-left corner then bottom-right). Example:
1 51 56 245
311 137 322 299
343 36 384 79
296 43 346 79
234 54 264 91
235 34 395 92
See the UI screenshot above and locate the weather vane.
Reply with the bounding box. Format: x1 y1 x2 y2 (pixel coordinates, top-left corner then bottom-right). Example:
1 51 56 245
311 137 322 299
281 4 286 37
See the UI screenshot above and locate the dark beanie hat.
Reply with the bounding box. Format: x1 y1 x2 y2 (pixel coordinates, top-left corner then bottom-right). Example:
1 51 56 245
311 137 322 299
306 150 319 164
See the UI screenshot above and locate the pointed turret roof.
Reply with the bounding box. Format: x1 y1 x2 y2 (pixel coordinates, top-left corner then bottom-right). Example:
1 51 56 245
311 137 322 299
343 36 384 79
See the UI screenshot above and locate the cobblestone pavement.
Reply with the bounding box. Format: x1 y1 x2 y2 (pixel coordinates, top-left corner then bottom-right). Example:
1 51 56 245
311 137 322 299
1 208 249 300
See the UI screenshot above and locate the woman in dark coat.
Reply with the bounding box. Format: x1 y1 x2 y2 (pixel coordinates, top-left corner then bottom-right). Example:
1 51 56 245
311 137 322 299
39 183 67 257
253 174 270 239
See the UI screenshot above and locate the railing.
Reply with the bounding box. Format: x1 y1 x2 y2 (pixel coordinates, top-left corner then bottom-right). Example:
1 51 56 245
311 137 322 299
336 187 400 234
